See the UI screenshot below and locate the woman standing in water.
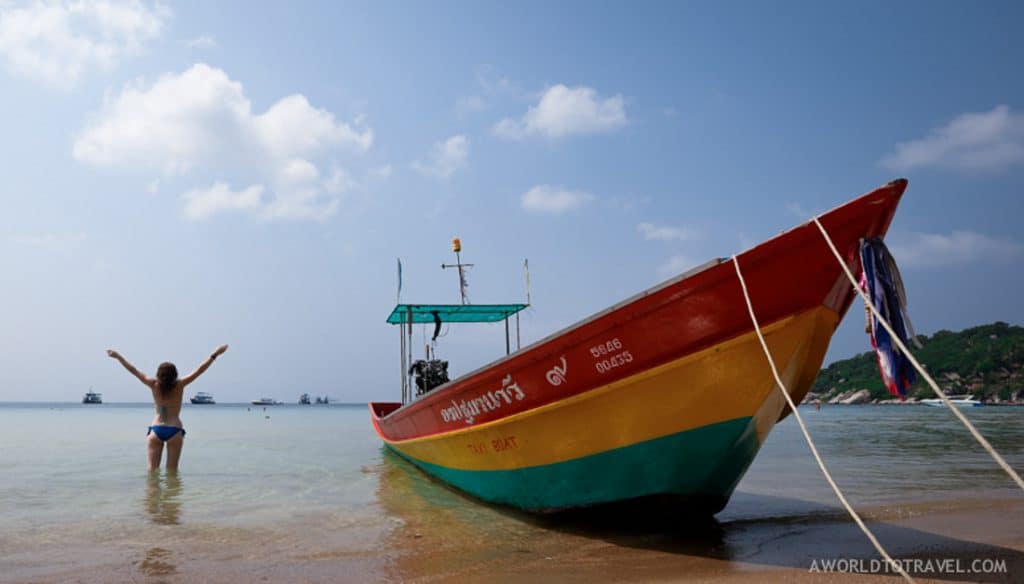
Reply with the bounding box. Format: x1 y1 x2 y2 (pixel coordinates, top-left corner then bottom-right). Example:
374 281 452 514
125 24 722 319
107 345 229 472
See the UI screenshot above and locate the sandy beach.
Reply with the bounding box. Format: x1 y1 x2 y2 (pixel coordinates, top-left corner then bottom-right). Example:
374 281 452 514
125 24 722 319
6 493 1020 583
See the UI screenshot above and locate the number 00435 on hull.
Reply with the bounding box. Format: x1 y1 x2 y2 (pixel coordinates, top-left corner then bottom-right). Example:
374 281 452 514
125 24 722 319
371 180 907 513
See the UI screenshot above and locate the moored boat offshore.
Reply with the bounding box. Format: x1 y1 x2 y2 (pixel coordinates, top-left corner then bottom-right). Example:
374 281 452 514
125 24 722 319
370 179 908 513
921 396 983 408
190 392 216 405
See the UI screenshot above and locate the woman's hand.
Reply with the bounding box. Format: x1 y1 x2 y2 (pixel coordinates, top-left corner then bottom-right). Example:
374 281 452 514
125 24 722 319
107 349 122 360
213 344 229 357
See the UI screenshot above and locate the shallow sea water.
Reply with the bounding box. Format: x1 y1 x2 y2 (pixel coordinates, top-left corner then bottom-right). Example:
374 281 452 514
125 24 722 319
0 402 1021 581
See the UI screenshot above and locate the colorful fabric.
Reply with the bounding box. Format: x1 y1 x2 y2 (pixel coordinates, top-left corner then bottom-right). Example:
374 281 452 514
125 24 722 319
861 238 918 397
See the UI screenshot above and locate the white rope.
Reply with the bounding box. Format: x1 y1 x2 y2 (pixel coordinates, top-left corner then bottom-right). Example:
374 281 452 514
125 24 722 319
731 256 914 583
812 217 1024 492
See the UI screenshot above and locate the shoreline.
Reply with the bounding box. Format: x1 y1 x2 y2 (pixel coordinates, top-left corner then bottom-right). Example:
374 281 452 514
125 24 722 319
385 494 1024 583
7 493 1019 583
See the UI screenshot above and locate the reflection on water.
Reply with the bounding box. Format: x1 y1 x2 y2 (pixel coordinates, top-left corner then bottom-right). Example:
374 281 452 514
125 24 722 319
139 546 177 577
145 471 183 526
140 473 182 577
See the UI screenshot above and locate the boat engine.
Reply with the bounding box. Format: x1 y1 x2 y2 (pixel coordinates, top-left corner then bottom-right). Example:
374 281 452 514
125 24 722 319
409 359 450 395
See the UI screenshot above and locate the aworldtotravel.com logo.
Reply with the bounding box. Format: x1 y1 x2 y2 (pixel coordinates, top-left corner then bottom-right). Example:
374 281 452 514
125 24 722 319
809 557 1008 575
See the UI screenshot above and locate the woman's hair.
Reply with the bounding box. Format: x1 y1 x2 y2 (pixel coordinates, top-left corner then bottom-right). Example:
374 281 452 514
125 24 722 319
156 362 179 396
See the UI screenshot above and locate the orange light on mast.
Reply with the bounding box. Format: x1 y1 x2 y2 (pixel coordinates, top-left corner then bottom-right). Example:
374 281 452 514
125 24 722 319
452 238 462 253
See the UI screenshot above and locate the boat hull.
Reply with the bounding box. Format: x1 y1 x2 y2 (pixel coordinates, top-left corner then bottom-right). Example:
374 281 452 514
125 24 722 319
379 306 838 511
371 180 907 513
921 399 982 408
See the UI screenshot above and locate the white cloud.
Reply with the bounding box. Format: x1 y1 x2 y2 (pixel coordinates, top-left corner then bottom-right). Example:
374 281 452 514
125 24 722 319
73 63 373 221
881 105 1024 172
254 94 372 159
637 222 697 242
0 0 169 88
889 230 1023 268
262 184 337 222
323 166 356 195
493 118 524 139
494 84 627 139
412 135 469 179
658 255 698 278
183 35 215 49
520 185 594 214
182 182 264 221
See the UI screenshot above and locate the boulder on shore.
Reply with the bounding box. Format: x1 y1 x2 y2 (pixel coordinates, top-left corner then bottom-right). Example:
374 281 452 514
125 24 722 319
839 389 871 405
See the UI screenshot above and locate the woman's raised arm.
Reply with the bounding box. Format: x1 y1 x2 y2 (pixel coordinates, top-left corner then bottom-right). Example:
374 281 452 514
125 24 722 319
107 350 154 387
181 344 229 387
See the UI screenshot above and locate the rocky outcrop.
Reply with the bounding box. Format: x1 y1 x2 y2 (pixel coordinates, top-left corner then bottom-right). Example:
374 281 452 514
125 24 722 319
828 389 871 405
840 389 871 405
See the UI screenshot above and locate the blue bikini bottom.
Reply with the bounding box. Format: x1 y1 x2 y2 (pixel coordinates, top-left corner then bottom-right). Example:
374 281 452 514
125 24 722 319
147 425 186 441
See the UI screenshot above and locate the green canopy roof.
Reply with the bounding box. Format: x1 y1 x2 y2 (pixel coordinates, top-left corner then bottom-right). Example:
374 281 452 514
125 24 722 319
386 303 528 324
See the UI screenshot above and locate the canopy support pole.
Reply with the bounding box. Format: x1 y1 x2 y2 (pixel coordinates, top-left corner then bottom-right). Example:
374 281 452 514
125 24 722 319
515 312 521 351
504 314 510 355
406 307 414 402
399 318 406 404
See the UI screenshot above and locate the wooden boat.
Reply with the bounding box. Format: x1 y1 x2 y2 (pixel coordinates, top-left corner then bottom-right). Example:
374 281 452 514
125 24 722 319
370 179 908 513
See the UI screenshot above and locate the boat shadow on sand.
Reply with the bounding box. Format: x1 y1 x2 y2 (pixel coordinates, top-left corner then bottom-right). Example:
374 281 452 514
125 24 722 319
378 449 1023 582
532 495 1024 583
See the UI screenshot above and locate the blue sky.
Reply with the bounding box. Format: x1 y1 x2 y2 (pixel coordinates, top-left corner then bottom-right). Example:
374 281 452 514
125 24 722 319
1 1 1022 403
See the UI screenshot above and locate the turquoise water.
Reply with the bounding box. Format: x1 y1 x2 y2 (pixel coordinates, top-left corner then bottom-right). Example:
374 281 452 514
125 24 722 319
0 402 1021 579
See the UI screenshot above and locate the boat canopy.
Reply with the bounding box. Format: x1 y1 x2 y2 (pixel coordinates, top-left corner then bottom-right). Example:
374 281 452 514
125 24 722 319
386 303 528 325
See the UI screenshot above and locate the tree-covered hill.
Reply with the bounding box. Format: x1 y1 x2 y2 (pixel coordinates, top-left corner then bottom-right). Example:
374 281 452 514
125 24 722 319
812 322 1024 402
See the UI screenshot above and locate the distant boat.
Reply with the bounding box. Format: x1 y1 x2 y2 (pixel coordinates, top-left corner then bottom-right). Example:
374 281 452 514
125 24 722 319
251 398 280 406
922 396 982 408
82 390 102 404
190 392 216 405
299 393 311 405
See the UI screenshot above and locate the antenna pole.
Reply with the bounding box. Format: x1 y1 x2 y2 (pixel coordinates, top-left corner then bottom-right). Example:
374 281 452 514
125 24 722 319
524 258 531 305
441 238 474 305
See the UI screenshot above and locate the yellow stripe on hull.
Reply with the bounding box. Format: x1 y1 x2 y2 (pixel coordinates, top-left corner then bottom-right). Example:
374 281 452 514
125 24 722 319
388 306 839 471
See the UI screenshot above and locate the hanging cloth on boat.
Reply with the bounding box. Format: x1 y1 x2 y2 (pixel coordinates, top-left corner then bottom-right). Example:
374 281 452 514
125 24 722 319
860 238 920 398
431 310 442 342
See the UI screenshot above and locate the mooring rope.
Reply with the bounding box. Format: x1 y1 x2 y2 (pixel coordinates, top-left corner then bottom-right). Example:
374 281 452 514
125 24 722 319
731 256 914 583
812 217 1024 492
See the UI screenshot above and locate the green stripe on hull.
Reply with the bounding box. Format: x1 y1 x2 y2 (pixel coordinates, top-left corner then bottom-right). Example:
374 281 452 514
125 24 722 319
388 416 760 513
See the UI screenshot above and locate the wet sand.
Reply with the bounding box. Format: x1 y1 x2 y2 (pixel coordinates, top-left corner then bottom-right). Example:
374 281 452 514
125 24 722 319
380 492 1024 583
7 494 1020 583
